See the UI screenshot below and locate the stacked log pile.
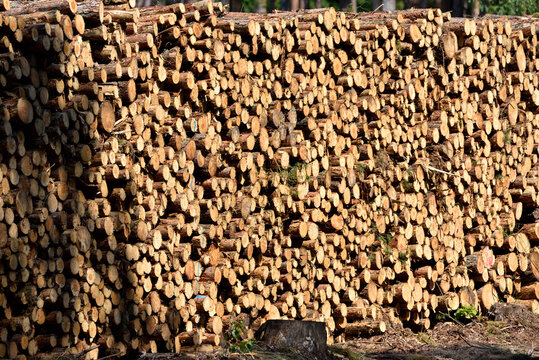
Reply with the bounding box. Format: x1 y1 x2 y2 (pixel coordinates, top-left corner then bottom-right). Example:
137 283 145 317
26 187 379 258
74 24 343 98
1 0 539 357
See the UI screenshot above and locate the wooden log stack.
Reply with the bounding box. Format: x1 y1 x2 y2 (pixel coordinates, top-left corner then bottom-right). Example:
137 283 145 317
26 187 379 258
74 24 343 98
1 0 539 358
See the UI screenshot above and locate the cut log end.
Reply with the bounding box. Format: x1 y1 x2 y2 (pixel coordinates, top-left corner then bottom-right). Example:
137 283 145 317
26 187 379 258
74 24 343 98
99 101 115 133
255 320 328 356
17 98 33 124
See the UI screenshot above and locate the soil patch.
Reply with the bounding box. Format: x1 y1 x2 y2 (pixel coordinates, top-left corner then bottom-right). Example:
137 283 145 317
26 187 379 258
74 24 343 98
332 303 539 360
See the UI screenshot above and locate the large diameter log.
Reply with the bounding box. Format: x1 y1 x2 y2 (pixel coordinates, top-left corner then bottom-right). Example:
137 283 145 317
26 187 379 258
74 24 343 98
255 320 328 355
344 320 387 336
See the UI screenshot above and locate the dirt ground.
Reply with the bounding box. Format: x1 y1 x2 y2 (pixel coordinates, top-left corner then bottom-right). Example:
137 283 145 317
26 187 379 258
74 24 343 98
331 316 539 360
135 304 539 360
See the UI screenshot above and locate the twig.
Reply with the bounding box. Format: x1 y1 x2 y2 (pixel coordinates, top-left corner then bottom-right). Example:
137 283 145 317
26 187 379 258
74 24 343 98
112 129 129 135
422 164 461 177
226 351 256 359
457 332 500 351
437 311 465 327
437 311 480 337
113 118 126 127
74 345 99 359
457 332 484 349
136 353 176 360
405 157 461 178
527 343 535 356
56 348 71 360
97 352 122 360
351 339 389 344
158 26 175 35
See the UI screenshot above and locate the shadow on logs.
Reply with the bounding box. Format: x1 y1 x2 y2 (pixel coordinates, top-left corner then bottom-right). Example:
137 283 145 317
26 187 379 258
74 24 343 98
254 320 331 359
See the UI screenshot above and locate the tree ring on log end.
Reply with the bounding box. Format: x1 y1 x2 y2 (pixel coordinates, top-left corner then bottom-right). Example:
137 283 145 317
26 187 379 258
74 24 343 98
255 320 328 358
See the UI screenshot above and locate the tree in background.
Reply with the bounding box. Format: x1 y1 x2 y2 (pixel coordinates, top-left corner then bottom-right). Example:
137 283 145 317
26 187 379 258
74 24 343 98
138 0 539 18
480 0 539 15
229 0 539 15
372 0 394 11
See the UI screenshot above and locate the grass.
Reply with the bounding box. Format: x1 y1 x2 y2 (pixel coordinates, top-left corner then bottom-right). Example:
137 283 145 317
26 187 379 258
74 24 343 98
372 225 394 256
356 163 367 174
377 233 392 245
280 167 298 186
503 128 512 144
402 168 414 191
396 39 402 54
417 332 436 346
486 321 504 335
402 179 413 191
399 251 408 265
377 234 393 256
329 345 365 360
225 320 256 353
279 162 309 187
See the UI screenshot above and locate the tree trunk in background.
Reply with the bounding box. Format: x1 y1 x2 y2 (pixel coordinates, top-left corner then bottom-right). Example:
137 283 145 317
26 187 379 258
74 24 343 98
404 0 422 9
315 0 321 8
230 0 242 11
452 0 463 16
136 0 153 7
441 0 452 11
281 0 289 10
257 0 266 12
268 0 275 12
372 0 382 10
383 0 395 10
291 0 299 10
339 0 350 11
470 0 480 17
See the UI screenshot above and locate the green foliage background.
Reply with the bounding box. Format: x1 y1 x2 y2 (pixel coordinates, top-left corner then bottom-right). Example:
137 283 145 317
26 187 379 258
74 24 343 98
155 0 539 15
234 0 539 16
254 0 372 12
480 0 539 15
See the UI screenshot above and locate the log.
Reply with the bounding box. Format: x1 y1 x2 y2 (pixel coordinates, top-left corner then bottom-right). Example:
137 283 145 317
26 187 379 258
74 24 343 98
255 320 328 356
0 1 539 357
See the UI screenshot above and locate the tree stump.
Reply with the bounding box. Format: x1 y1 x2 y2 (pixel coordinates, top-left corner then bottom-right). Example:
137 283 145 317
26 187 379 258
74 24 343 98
255 320 328 357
